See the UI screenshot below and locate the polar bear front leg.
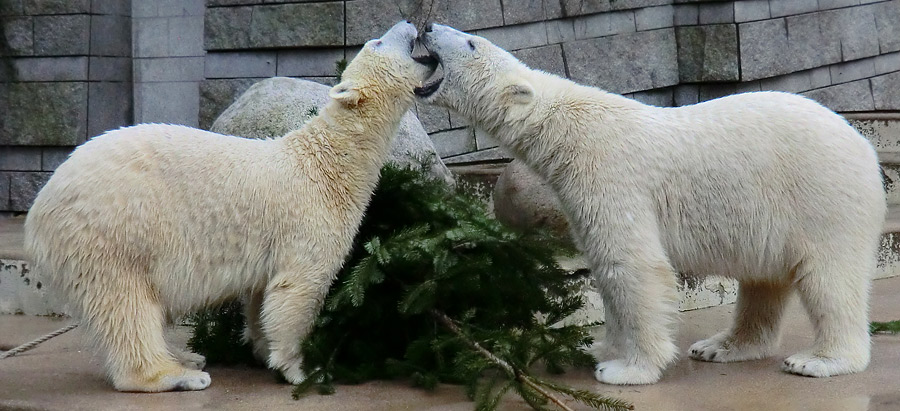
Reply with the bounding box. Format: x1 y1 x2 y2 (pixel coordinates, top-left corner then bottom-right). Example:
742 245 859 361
593 256 679 385
260 271 331 385
690 281 791 362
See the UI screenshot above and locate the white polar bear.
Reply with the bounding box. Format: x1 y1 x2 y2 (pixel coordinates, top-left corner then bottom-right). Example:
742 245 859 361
24 21 435 392
416 23 885 385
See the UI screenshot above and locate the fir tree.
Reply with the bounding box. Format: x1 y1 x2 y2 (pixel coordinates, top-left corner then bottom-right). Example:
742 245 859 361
189 165 632 411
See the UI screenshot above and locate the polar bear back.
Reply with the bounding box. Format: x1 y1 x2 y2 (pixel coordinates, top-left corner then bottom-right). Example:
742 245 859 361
546 91 884 281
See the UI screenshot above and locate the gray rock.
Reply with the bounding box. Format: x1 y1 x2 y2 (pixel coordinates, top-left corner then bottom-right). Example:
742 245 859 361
492 161 570 239
512 44 566 78
209 77 453 183
9 171 52 212
429 127 475 158
676 24 739 82
0 82 87 145
199 78 263 130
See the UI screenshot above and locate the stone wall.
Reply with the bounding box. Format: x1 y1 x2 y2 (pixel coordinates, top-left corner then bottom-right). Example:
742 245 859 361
1 0 900 212
0 0 132 211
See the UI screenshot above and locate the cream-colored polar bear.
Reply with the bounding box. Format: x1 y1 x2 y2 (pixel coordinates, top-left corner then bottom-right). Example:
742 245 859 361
416 23 885 385
24 21 435 392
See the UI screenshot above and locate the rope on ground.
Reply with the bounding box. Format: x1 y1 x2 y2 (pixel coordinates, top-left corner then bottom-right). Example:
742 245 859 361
0 323 78 359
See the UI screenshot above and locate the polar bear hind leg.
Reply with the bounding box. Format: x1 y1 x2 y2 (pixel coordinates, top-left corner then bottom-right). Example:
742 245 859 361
83 265 210 392
783 253 872 377
690 281 792 362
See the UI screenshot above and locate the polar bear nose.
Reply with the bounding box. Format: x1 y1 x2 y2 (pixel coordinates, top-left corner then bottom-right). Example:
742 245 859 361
424 22 434 32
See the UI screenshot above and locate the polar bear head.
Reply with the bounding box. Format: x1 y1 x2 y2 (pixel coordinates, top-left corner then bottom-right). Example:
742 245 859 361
414 23 535 130
329 21 437 113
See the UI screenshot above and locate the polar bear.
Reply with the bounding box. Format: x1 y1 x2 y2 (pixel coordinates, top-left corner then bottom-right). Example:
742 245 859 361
24 21 436 392
416 23 885 385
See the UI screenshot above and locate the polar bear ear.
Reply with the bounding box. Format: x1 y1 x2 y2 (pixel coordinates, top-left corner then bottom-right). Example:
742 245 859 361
504 78 535 105
329 81 362 107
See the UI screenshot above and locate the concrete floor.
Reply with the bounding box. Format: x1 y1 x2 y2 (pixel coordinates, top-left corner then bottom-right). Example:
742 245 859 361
1 276 899 411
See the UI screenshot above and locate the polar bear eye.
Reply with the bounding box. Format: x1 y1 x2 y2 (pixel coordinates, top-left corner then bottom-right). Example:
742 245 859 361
468 40 476 51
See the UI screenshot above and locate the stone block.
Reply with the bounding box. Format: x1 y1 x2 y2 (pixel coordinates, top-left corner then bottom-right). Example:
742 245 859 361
298 76 338 86
674 4 698 25
131 1 157 17
23 0 89 15
476 21 548 51
734 80 761 93
2 16 34 56
156 0 204 17
546 19 575 44
205 51 275 79
88 82 132 137
821 5 879 62
33 15 89 55
565 28 678 94
769 0 817 17
135 57 204 82
673 84 699 106
41 146 73 171
204 6 252 50
829 58 875 84
676 24 739 82
8 171 51 212
133 17 168 57
699 83 741 102
90 15 130 56
0 1 23 16
426 0 504 32
818 0 860 9
759 71 812 93
512 44 566 77
11 56 88 81
136 81 200 127
558 0 668 16
345 0 403 46
0 172 8 210
474 127 499 150
809 66 832 88
875 52 900 75
802 79 874 112
442 146 511 164
635 5 674 31
430 127 475 158
414 102 451 134
875 1 900 53
89 56 131 81
734 0 769 22
91 0 130 16
277 48 344 77
631 88 673 106
199 78 262 130
739 15 841 80
0 82 87 145
501 0 563 25
573 10 635 39
167 15 205 57
449 109 469 128
872 71 900 110
0 146 41 170
249 3 343 48
698 2 733 24
347 0 503 45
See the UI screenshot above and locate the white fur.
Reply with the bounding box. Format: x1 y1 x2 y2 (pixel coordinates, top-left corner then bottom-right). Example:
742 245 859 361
24 21 432 392
420 24 885 385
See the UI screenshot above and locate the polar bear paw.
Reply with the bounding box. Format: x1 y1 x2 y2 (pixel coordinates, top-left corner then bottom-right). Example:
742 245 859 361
174 350 207 370
160 369 212 391
279 359 307 385
782 353 860 377
594 359 661 385
689 332 769 363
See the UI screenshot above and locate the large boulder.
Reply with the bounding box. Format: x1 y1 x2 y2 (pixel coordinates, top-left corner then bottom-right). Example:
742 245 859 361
211 77 453 183
492 161 570 239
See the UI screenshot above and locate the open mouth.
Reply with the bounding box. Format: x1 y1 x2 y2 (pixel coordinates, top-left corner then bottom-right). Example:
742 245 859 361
412 42 443 98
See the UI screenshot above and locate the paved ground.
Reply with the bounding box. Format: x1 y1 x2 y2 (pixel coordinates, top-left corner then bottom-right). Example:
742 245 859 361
1 276 899 411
